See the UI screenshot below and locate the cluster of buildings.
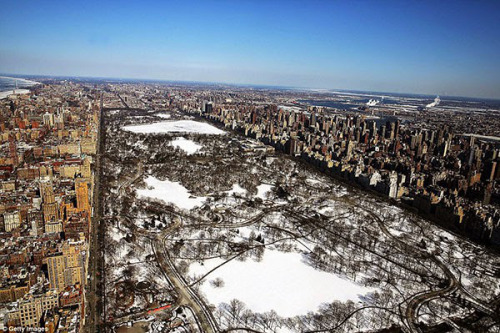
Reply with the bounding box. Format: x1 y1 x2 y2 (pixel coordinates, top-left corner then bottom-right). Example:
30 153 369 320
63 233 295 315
82 81 500 248
190 102 500 246
0 83 99 332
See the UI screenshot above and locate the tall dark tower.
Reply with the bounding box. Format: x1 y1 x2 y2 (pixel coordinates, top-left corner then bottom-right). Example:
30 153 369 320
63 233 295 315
9 135 18 166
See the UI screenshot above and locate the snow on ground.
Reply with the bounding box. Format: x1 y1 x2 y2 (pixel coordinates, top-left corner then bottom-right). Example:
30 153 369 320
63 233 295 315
137 176 206 210
390 230 404 237
113 239 149 263
333 186 349 197
256 184 273 199
226 184 247 196
213 184 247 208
279 105 302 112
156 113 171 119
237 226 255 239
305 178 322 185
189 249 374 317
109 226 126 242
170 137 202 154
122 120 225 135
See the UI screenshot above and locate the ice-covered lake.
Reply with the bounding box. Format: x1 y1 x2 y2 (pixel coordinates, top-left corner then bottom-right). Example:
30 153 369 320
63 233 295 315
170 137 202 155
137 176 206 210
122 120 225 135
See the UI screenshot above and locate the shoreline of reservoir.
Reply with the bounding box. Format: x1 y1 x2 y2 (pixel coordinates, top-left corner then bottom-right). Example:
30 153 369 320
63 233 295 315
0 76 40 100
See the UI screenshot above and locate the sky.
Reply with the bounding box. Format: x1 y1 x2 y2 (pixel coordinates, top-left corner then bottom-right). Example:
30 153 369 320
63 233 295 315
0 0 499 98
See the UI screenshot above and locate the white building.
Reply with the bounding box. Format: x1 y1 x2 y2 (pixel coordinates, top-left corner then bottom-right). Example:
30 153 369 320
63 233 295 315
4 211 21 232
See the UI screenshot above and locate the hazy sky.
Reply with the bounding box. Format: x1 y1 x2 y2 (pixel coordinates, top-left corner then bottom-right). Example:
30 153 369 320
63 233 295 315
1 0 499 98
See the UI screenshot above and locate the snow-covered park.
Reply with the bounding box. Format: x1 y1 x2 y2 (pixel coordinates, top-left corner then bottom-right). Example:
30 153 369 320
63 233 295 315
104 111 500 333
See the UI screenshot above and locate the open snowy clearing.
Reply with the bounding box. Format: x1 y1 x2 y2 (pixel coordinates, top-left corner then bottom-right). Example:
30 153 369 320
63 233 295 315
256 184 273 199
137 176 206 210
189 249 374 317
226 184 247 196
109 226 125 242
122 120 225 135
170 137 202 154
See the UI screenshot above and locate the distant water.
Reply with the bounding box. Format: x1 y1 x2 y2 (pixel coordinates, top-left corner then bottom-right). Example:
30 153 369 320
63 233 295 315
0 76 38 99
299 99 360 110
302 90 500 110
299 99 407 128
0 77 29 91
299 98 401 110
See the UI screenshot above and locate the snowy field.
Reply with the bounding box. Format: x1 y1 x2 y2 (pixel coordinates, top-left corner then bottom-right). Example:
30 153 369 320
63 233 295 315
137 176 206 210
256 183 273 199
189 249 374 317
170 137 202 154
226 184 247 196
122 120 225 135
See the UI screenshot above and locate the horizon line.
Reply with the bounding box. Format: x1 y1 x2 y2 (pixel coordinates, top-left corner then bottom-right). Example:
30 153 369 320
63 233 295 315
2 72 500 102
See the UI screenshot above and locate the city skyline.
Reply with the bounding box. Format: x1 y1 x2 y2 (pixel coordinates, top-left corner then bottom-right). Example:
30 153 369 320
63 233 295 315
1 0 500 99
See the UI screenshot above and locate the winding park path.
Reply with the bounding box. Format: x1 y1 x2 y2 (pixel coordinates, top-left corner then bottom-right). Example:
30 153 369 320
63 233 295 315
361 208 496 333
154 215 220 333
